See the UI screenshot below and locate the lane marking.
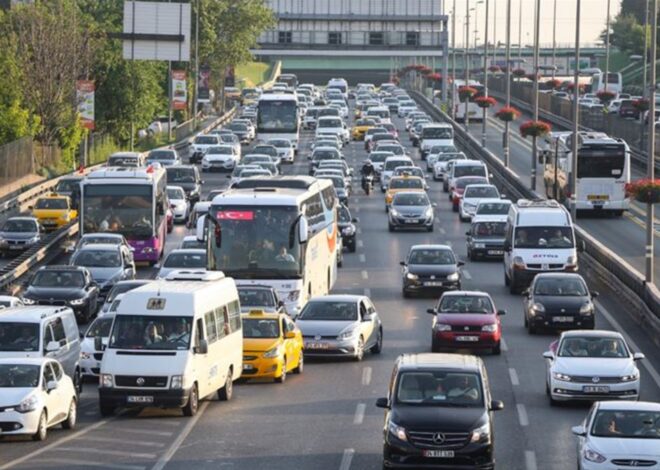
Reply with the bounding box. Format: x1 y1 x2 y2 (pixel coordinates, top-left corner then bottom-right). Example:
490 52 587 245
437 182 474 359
151 401 209 470
438 227 446 235
79 436 166 448
516 404 529 427
356 227 362 235
339 448 355 470
525 450 538 470
501 338 509 352
595 300 660 389
509 368 520 386
363 288 371 297
120 428 174 437
353 403 366 425
57 447 157 459
357 240 364 248
359 254 366 263
462 269 472 280
362 366 372 386
30 458 145 470
361 270 369 280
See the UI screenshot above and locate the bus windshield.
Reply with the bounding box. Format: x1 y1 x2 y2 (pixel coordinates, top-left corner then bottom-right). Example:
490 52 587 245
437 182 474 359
578 148 625 178
210 205 302 279
82 185 153 239
257 100 298 132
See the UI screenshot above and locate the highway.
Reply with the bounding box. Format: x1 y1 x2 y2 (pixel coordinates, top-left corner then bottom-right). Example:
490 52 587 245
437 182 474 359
1 110 659 470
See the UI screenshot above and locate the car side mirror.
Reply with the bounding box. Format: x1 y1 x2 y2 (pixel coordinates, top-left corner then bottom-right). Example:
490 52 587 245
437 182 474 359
399 261 406 266
432 202 437 208
489 400 504 411
633 352 645 361
362 313 373 322
375 397 390 409
457 261 465 267
298 216 309 244
465 231 471 236
578 240 586 253
195 339 209 355
352 217 359 223
497 309 506 316
28 205 33 210
154 263 161 269
522 288 530 296
226 175 231 178
543 351 554 360
46 380 58 392
285 331 296 339
590 291 599 298
426 308 437 315
571 425 586 436
45 341 60 353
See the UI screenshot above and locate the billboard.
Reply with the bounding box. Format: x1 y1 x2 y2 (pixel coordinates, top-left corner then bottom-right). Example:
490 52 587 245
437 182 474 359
76 80 95 130
172 70 187 110
198 67 211 103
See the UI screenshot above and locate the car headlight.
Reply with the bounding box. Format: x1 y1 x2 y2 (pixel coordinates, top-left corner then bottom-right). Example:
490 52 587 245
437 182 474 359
464 202 476 209
406 272 418 280
263 345 283 358
435 323 451 332
142 247 154 254
337 325 359 341
17 394 39 413
532 302 545 313
21 297 36 305
388 420 408 442
566 255 578 267
513 256 525 269
81 351 92 360
0 239 7 246
474 242 486 248
470 422 491 444
170 375 183 389
28 236 40 244
482 324 498 332
389 208 400 217
69 298 86 306
621 370 639 382
100 374 113 388
552 372 572 382
583 447 607 464
342 225 355 236
579 302 593 314
424 207 434 218
446 272 460 282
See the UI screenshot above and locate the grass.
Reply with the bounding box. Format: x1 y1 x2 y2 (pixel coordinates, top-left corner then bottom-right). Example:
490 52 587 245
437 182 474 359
235 62 273 89
135 133 176 153
89 135 122 165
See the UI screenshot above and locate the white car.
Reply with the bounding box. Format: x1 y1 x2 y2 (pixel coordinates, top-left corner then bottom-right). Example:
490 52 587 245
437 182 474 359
179 235 205 250
190 134 221 163
0 295 23 309
228 164 262 187
80 314 114 377
232 119 256 139
474 198 512 218
433 152 467 181
544 330 644 405
572 400 660 470
201 144 239 172
0 358 77 441
166 185 189 223
397 101 418 118
267 138 295 163
459 184 501 222
229 168 272 187
156 249 207 279
316 117 350 144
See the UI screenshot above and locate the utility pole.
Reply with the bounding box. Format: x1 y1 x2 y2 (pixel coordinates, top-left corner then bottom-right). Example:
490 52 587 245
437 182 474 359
482 0 490 147
192 0 200 129
492 0 497 65
464 0 471 131
570 0 581 222
517 0 522 62
451 0 457 120
504 0 511 167
531 0 541 191
644 0 650 96
604 0 610 92
646 0 657 283
552 0 557 79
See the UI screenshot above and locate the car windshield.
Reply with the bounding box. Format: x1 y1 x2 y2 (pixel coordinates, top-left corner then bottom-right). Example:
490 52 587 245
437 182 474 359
0 323 40 352
220 135 238 144
318 118 342 128
454 165 487 178
534 277 588 296
396 371 484 407
238 288 276 308
109 315 193 350
0 364 40 388
439 295 494 313
477 202 509 215
298 301 358 321
166 168 196 183
379 146 404 156
314 150 340 161
338 206 351 223
32 270 85 288
106 282 146 303
2 219 37 232
207 146 232 155
369 152 393 163
148 150 175 161
194 136 218 145
35 198 67 210
242 318 280 338
436 153 466 163
472 221 506 238
269 140 290 148
591 410 660 439
163 252 207 268
431 145 457 154
242 170 270 178
558 336 629 358
409 249 455 265
167 188 185 200
390 178 423 190
229 123 247 132
514 227 574 249
254 147 277 157
395 168 423 178
465 187 499 198
86 316 114 338
422 127 453 139
385 160 412 171
456 178 488 190
73 250 121 268
393 193 429 206
181 239 205 249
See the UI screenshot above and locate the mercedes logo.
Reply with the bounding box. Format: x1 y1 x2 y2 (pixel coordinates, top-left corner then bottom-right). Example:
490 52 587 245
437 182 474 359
592 376 600 384
560 308 566 313
136 377 145 386
464 326 469 331
430 275 436 280
432 433 446 444
314 335 321 340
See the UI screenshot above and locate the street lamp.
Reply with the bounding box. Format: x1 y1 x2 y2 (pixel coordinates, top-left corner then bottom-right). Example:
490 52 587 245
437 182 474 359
552 0 557 79
504 0 512 167
570 0 581 222
482 0 490 148
464 1 473 130
451 0 457 120
604 0 611 93
645 0 658 283
531 0 541 191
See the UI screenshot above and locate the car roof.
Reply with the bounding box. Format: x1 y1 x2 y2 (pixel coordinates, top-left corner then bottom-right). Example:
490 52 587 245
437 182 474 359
410 244 453 252
307 294 364 303
454 160 486 167
75 243 121 252
0 357 51 366
38 264 87 272
237 284 276 291
596 401 660 411
440 290 492 298
243 310 282 320
397 353 483 371
6 216 38 222
560 329 623 339
392 191 429 200
0 305 74 322
81 233 124 240
533 273 585 280
166 249 206 256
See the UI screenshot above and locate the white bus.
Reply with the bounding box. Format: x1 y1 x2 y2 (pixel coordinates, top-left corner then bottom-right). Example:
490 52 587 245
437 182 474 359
591 71 623 96
543 131 630 215
198 176 339 316
98 271 242 417
452 80 485 123
257 93 300 152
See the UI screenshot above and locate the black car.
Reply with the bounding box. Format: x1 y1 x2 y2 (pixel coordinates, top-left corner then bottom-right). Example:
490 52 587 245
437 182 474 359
401 245 463 297
165 166 203 204
338 204 358 253
55 175 84 210
523 273 597 334
465 218 507 261
22 265 100 322
376 353 503 469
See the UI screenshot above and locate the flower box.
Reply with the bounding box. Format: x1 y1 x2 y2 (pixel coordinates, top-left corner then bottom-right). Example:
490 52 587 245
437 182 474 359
475 96 497 108
519 120 551 138
495 106 521 122
625 179 660 204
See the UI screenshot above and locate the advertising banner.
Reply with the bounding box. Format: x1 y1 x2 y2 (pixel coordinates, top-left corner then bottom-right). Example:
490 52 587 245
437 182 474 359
172 70 187 110
76 80 95 130
198 67 211 103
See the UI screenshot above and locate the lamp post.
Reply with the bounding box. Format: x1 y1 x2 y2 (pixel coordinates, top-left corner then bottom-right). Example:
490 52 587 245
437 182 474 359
517 0 522 62
192 0 200 129
552 0 557 79
644 0 650 97
504 0 512 167
570 0 581 222
492 0 497 65
646 0 657 283
531 0 541 191
482 0 490 147
604 0 611 92
464 0 472 131
451 0 457 120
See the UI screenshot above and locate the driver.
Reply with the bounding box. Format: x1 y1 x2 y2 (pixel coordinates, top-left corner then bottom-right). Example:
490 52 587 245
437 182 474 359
168 322 190 343
447 376 479 401
275 246 295 262
13 326 36 347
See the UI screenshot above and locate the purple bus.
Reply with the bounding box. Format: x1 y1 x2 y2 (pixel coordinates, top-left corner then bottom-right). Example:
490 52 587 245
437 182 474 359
80 167 168 264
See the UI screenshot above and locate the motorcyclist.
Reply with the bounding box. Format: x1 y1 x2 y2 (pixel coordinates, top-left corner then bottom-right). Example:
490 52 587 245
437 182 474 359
361 161 375 191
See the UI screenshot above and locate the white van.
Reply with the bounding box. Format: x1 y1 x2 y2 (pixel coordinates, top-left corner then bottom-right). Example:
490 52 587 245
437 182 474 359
0 306 82 391
503 199 583 294
97 271 242 417
365 106 392 124
445 160 489 194
420 123 454 159
327 78 349 98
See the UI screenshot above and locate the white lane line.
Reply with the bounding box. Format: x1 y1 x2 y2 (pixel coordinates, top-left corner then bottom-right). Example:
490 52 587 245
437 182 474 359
151 401 209 470
353 403 366 425
438 227 446 235
339 448 355 470
361 270 369 280
359 254 366 263
595 300 660 389
462 269 472 280
516 404 529 427
362 366 372 386
356 227 362 235
0 419 113 470
363 288 371 297
150 420 182 427
509 368 520 386
57 447 157 459
79 436 165 448
525 450 538 470
357 240 364 248
501 337 509 352
30 458 145 470
120 428 174 437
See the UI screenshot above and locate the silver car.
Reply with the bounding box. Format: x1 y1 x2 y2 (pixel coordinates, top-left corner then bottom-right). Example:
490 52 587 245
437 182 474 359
69 243 136 298
295 295 383 361
0 216 42 255
156 249 207 279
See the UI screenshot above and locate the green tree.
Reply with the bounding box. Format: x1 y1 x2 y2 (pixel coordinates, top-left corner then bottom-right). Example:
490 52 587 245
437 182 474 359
621 0 648 24
607 14 646 55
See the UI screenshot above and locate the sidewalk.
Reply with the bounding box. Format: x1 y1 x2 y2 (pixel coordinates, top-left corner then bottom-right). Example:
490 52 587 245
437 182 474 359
0 174 45 203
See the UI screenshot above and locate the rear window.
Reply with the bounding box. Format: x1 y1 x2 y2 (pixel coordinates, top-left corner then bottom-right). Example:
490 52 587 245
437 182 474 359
385 160 412 171
454 165 487 178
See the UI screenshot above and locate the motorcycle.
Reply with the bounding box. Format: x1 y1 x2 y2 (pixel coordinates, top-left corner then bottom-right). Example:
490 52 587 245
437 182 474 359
362 174 373 196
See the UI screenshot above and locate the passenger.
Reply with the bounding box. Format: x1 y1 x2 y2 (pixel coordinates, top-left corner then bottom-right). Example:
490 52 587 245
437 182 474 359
168 322 190 343
549 229 570 247
144 323 163 345
566 340 588 357
13 327 36 347
601 339 623 358
515 229 529 246
447 376 479 401
634 419 660 437
275 246 295 263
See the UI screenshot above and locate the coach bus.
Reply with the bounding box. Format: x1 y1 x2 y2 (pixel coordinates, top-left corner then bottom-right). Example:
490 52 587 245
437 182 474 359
452 79 485 123
257 93 300 153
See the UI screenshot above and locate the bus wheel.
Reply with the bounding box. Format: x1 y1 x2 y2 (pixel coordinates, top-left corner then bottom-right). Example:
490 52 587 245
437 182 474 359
183 384 198 416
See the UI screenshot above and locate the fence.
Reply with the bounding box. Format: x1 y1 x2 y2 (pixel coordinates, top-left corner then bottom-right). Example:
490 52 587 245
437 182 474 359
0 137 61 190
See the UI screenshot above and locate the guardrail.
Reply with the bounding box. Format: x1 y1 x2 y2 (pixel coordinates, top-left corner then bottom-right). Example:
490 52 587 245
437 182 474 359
411 90 660 346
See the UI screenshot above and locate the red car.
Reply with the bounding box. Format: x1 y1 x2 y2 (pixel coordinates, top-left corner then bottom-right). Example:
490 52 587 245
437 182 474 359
427 291 506 354
450 176 489 212
166 207 174 233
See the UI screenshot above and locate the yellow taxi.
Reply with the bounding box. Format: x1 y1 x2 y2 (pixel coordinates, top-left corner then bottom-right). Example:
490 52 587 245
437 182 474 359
31 194 78 231
385 175 426 208
351 118 377 141
241 310 304 383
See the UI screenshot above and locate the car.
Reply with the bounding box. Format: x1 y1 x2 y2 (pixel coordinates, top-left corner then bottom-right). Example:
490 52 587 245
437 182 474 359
317 174 350 206
237 285 286 315
364 127 388 149
253 144 281 166
229 168 272 187
206 189 224 202
426 145 459 172
0 295 23 308
523 273 597 334
392 166 428 189
227 122 251 143
397 100 418 117
309 147 342 174
458 184 501 221
401 245 463 297
295 295 383 361
267 138 295 162
375 353 503 470
432 152 467 180
450 176 490 212
156 249 207 279
179 235 206 250
31 194 77 231
253 161 279 176
146 149 181 167
22 266 100 322
388 192 435 232
474 198 512 217
216 133 242 157
381 156 414 192
69 243 136 299
316 116 350 144
0 358 78 441
201 145 239 172
618 99 639 119
98 279 151 316
317 159 353 178
73 233 134 261
543 330 644 405
241 310 304 383
385 175 426 209
351 118 377 141
445 161 489 194
107 152 146 168
167 185 190 223
189 134 221 164
80 313 115 377
186 201 211 229
466 216 507 261
54 175 84 209
338 204 358 253
0 217 42 256
227 164 263 187
165 166 203 205
572 400 660 470
232 118 256 139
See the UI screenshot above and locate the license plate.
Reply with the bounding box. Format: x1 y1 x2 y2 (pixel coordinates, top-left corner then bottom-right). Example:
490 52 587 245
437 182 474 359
553 316 574 322
9 245 23 250
468 111 477 116
542 264 550 270
487 250 503 255
583 386 610 393
424 282 443 286
305 342 329 349
456 336 479 342
423 450 455 458
587 195 609 201
404 220 419 224
242 364 254 370
127 395 153 403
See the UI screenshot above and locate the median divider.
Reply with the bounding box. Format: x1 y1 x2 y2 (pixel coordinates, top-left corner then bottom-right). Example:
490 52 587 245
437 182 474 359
410 90 660 346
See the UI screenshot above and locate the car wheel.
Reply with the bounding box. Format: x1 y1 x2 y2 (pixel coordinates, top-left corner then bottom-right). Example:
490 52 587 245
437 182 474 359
431 336 440 353
348 241 356 253
276 358 287 383
183 383 199 416
527 321 537 335
402 288 411 298
509 275 519 295
33 410 48 441
371 328 383 354
443 183 449 193
452 203 459 213
74 368 83 395
354 337 365 361
62 398 77 430
218 369 233 401
427 224 434 232
293 352 304 374
388 223 395 232
469 250 477 262
504 271 510 286
492 342 501 355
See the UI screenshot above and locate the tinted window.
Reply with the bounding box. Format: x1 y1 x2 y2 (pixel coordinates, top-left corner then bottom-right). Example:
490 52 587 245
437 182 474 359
439 295 494 313
0 364 40 387
392 193 429 206
409 249 455 265
534 277 588 296
396 371 483 406
163 252 207 268
558 336 628 358
0 323 39 352
32 271 85 288
298 301 358 321
35 198 67 210
2 219 37 232
86 317 114 338
243 318 280 338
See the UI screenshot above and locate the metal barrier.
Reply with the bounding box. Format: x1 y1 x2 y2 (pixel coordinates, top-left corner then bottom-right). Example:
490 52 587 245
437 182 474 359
410 90 660 345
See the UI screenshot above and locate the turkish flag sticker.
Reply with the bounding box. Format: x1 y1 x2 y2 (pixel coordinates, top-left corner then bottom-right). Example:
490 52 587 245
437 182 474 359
217 210 254 221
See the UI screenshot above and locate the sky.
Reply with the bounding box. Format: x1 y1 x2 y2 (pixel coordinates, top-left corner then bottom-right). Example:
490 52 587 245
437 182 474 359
448 0 622 48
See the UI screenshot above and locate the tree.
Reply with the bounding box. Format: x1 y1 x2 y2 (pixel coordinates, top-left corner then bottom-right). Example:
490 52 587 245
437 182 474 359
621 0 647 24
607 14 646 55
